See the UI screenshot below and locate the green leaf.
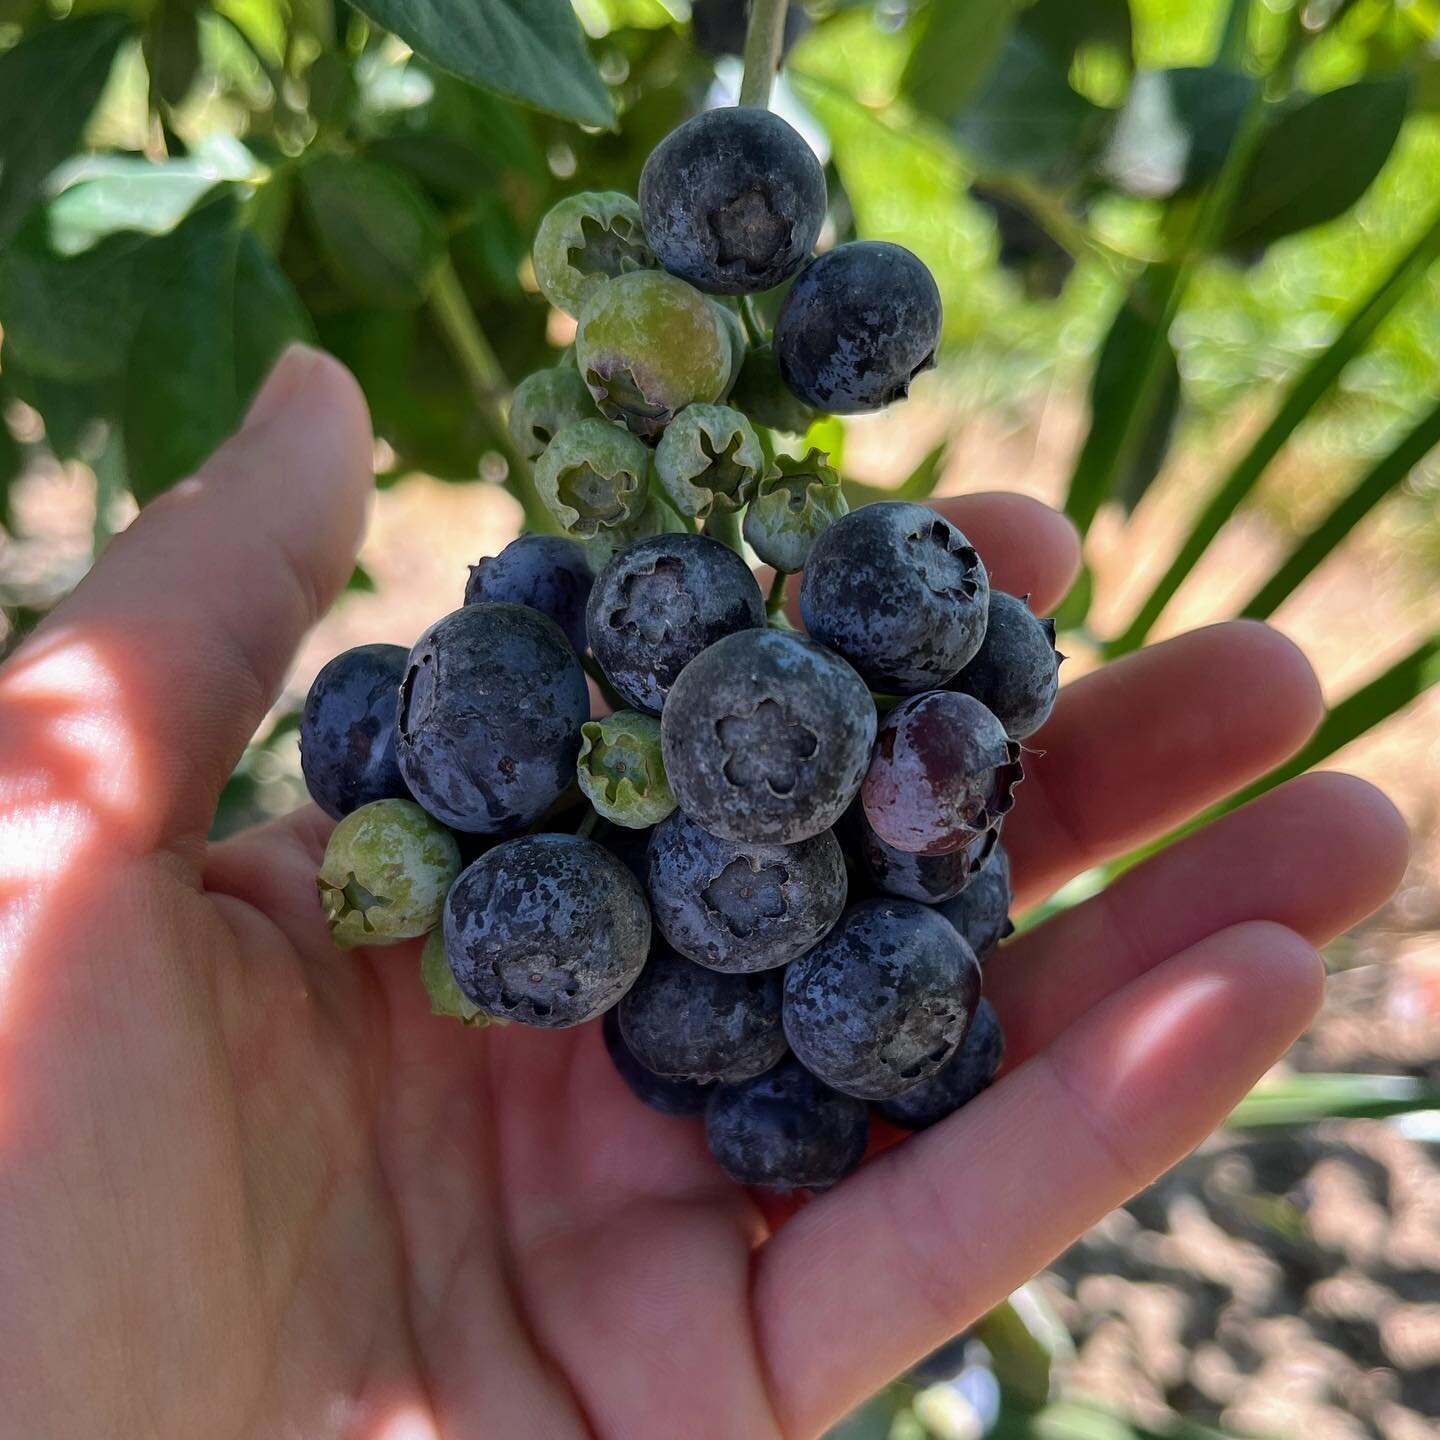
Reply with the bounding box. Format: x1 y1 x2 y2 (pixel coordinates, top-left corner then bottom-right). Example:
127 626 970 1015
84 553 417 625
1065 270 1183 527
901 0 1020 122
1228 1073 1440 1128
1223 77 1411 251
45 150 255 253
1022 0 1132 65
1102 66 1257 198
345 563 377 593
298 154 447 309
343 0 614 127
144 0 201 107
0 13 131 246
1242 397 1440 620
1109 201 1440 656
123 202 312 500
953 27 1112 177
0 216 166 381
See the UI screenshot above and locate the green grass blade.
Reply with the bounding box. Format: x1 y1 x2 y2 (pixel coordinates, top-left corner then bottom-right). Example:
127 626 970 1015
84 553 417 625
1063 87 1268 539
1228 1073 1440 1128
1241 396 1440 620
1108 201 1440 656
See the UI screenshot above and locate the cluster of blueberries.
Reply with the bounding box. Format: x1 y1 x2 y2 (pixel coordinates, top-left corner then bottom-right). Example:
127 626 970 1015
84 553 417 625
302 104 1062 1191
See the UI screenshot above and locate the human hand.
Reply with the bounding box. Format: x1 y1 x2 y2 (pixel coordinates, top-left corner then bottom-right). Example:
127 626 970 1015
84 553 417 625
0 345 1407 1439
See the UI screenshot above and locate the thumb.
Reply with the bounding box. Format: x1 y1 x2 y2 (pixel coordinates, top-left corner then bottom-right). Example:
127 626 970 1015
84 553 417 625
0 344 374 864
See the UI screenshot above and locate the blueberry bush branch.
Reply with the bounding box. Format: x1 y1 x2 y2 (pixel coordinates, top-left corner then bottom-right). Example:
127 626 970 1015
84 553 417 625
740 0 791 109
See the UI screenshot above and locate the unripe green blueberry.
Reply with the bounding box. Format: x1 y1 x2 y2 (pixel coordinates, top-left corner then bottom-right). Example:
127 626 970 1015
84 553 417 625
730 342 819 433
420 928 508 1026
710 299 746 399
653 404 766 519
576 271 732 441
316 799 462 950
508 367 595 463
743 447 849 574
534 417 651 538
576 711 676 828
533 191 656 319
580 492 689 569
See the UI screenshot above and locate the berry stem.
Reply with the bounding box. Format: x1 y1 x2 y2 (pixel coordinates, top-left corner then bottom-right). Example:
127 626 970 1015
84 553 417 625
574 807 600 840
765 567 790 621
739 0 790 109
427 259 554 533
704 506 746 556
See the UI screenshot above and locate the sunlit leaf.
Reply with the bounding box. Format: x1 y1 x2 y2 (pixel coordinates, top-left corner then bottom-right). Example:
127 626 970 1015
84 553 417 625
344 0 614 127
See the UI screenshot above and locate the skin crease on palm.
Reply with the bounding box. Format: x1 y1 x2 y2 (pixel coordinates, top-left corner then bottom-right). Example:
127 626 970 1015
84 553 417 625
0 345 1409 1440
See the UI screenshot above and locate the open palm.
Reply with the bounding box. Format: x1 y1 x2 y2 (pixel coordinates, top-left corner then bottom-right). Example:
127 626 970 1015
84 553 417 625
0 348 1407 1440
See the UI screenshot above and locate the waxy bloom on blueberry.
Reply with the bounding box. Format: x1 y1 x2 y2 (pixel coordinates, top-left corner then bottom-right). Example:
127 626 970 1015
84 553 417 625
876 998 1005 1130
464 534 594 654
776 241 942 413
587 532 764 715
783 899 981 1100
316 799 461 950
705 1057 869 1191
937 840 1014 961
508 367 596 463
661 628 876 845
577 711 676 828
618 944 787 1084
575 270 732 440
603 1009 714 1117
800 502 990 693
742 447 848 574
646 808 847 972
534 418 651 539
444 834 651 1028
653 404 766 519
533 191 656 319
640 107 826 295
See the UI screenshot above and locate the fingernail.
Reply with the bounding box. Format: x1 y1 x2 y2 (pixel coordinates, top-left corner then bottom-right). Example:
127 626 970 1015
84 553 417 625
244 342 326 430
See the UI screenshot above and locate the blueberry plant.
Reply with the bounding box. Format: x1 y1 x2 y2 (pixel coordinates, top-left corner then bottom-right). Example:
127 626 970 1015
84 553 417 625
4 0 1440 1430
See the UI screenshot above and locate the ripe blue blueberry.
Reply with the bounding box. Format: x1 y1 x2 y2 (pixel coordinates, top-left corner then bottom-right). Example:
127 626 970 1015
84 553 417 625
661 628 876 845
842 799 1000 905
618 943 787 1083
396 603 589 835
444 833 651 1028
300 643 411 820
875 998 1005 1130
602 1009 714 1118
464 534 594 654
782 898 982 1100
948 590 1063 739
587 532 764 715
799 502 990 693
936 841 1013 962
705 1056 869 1191
640 107 826 296
646 808 847 972
775 241 942 413
862 691 1023 856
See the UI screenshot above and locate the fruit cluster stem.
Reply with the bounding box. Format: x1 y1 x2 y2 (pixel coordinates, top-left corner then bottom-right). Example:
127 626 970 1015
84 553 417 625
739 0 791 109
